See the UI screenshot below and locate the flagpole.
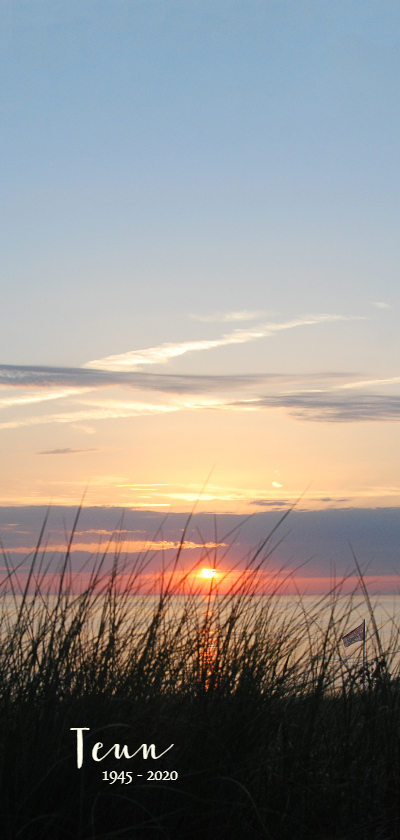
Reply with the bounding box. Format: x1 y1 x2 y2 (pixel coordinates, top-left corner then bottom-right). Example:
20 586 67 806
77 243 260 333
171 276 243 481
362 619 366 692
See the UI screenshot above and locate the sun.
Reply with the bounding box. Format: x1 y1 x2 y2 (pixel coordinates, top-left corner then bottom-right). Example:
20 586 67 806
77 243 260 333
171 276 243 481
201 568 217 579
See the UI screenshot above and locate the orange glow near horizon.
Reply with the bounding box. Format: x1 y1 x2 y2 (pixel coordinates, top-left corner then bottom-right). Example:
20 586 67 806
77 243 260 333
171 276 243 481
3 404 400 512
2 567 400 596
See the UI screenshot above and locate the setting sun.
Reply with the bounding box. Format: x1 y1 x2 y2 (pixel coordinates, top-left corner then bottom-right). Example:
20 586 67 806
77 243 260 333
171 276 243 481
201 568 217 579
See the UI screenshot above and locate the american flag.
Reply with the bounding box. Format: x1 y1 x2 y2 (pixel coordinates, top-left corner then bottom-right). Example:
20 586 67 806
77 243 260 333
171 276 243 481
342 620 365 648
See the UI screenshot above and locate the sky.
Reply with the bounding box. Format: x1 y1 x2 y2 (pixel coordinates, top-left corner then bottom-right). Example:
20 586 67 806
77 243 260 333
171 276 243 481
1 1 400 588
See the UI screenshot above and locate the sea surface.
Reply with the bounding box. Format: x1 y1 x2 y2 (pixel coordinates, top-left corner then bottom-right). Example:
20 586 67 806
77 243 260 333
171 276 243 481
2 590 400 679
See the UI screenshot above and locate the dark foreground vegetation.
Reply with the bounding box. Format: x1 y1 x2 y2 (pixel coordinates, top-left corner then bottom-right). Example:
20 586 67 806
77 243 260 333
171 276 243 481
1 510 400 840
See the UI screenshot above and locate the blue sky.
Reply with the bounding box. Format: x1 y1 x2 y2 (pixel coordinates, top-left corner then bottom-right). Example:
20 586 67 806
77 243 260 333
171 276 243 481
2 0 400 364
1 2 400 552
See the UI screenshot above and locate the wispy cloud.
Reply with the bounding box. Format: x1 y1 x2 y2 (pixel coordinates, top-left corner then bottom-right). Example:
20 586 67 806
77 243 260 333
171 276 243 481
190 310 270 323
249 499 290 507
278 376 400 397
5 539 227 554
0 364 355 394
2 365 400 426
83 314 362 372
37 447 98 455
1 306 399 428
327 376 400 391
0 403 179 430
0 389 86 408
232 393 400 422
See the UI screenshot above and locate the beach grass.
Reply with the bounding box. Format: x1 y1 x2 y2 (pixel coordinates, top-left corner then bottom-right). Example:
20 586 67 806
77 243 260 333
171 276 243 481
1 510 400 839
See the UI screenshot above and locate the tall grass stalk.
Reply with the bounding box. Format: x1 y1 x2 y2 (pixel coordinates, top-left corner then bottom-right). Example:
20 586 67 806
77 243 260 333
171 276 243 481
1 511 400 839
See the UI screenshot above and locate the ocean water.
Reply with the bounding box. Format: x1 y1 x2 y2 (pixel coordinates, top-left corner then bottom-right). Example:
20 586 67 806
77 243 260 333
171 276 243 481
130 591 400 681
2 590 400 680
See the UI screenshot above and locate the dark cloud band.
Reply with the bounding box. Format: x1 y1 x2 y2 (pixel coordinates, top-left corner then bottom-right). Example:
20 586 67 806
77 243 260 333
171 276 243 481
1 365 400 423
0 364 352 395
234 394 400 422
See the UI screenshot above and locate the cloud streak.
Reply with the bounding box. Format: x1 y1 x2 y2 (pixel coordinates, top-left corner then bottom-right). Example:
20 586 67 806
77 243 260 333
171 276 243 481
233 393 400 422
38 447 98 455
83 314 362 372
0 389 86 408
0 403 179 430
2 363 400 426
0 305 398 427
4 539 227 554
2 390 400 429
190 310 270 323
0 364 354 394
